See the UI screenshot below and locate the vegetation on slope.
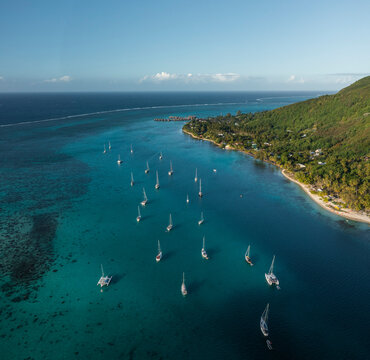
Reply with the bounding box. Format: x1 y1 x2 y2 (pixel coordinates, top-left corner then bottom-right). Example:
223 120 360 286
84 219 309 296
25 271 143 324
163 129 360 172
183 76 370 211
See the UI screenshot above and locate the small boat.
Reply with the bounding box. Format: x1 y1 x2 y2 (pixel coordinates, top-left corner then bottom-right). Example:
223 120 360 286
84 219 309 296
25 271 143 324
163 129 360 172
130 172 134 186
198 178 203 197
130 144 133 154
213 169 217 173
159 152 163 160
166 213 173 232
168 161 173 176
198 211 204 225
265 255 279 287
108 141 111 151
97 264 112 289
155 170 160 189
103 144 107 154
194 168 198 182
117 154 123 165
186 194 189 204
245 244 254 266
140 188 148 206
145 161 150 174
260 303 269 337
156 240 162 262
136 206 141 222
266 340 273 350
181 272 188 296
201 236 209 259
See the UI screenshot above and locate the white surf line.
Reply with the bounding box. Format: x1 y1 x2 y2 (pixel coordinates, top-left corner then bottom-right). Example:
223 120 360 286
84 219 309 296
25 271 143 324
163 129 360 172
0 102 248 128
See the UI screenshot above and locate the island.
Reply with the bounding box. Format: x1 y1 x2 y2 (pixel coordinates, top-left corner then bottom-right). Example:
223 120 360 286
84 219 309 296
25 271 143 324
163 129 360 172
183 76 370 224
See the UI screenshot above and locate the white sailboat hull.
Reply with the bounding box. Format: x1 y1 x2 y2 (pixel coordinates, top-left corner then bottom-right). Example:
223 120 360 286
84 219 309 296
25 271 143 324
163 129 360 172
265 273 279 286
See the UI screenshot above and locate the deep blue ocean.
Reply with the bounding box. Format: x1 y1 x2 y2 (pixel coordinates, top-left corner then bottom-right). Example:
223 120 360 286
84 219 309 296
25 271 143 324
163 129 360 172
0 92 369 360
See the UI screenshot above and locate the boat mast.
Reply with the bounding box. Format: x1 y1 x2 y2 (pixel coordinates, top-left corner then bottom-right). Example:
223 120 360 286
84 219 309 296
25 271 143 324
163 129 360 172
156 171 159 186
262 303 269 323
169 213 172 226
269 255 275 274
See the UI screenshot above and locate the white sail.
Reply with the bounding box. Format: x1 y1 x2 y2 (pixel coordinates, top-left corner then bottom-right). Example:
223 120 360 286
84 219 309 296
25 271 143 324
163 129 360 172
108 141 111 150
194 168 198 182
168 161 173 175
186 194 189 203
169 213 172 226
130 144 133 154
202 236 206 250
159 151 163 160
246 245 250 258
158 240 161 253
131 172 134 186
101 264 104 277
155 170 160 188
137 206 141 217
143 188 147 201
181 272 187 295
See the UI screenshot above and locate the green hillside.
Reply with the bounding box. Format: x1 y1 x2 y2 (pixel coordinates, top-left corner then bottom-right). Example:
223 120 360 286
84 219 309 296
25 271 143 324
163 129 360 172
183 76 370 211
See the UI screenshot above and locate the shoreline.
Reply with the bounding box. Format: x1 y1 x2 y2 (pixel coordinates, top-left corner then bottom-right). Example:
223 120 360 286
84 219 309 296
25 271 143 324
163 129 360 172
183 128 370 225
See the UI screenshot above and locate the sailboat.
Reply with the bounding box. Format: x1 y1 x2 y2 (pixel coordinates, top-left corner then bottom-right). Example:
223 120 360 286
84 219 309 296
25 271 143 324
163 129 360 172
245 245 253 266
198 211 204 225
141 188 148 206
131 172 134 186
265 255 279 287
198 178 203 197
266 340 273 350
156 240 162 262
166 213 173 232
201 236 209 260
145 161 150 174
194 168 198 182
136 206 141 222
97 264 112 289
159 151 163 160
181 272 188 296
260 303 269 337
168 161 173 176
103 144 107 154
130 144 133 154
108 141 111 151
117 154 123 165
155 170 160 189
186 194 189 204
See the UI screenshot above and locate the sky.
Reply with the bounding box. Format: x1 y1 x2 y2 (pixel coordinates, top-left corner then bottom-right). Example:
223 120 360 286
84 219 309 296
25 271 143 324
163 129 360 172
0 0 369 92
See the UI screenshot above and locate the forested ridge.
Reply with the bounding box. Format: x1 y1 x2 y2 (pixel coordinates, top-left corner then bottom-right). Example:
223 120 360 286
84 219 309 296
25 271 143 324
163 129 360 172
183 77 370 211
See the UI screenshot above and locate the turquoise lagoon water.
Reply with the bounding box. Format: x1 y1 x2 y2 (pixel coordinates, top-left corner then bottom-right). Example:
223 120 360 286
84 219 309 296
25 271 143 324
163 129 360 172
0 93 369 360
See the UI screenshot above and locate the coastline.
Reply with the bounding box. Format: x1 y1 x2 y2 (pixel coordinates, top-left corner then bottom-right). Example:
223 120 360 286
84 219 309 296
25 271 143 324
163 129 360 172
183 128 370 225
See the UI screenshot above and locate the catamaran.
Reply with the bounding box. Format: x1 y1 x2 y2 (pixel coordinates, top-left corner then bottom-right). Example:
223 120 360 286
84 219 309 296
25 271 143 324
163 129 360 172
265 255 279 287
156 240 162 262
260 303 269 336
141 188 148 206
198 178 203 197
159 151 163 160
136 206 141 222
198 211 204 225
181 272 188 296
108 141 111 151
201 236 209 260
166 213 173 232
168 161 173 176
245 245 253 266
130 144 133 154
103 144 107 154
131 172 134 186
194 168 198 182
97 264 112 289
186 194 189 203
117 154 123 165
155 170 160 189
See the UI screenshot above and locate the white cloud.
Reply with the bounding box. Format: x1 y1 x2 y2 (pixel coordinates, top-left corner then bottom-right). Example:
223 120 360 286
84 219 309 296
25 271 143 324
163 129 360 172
44 75 72 83
140 72 240 83
287 75 305 84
